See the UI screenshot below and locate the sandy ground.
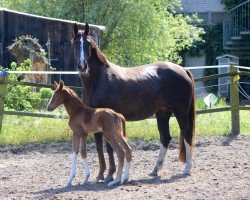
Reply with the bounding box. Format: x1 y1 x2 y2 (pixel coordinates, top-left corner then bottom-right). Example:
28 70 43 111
0 135 249 200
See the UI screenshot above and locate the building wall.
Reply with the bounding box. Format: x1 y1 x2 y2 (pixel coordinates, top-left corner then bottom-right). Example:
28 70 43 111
181 0 225 12
0 9 104 86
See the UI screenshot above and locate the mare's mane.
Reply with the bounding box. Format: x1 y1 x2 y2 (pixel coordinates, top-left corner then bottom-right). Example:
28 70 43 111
87 35 107 63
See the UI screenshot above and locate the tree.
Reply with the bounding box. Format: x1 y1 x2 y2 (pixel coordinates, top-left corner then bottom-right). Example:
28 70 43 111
0 0 204 66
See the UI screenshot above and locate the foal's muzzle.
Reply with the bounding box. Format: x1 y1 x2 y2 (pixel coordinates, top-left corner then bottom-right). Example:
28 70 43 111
47 104 54 112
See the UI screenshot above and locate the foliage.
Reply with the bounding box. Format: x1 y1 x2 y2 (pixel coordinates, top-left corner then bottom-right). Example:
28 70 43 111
186 23 225 94
0 0 204 66
220 0 247 10
1 59 53 111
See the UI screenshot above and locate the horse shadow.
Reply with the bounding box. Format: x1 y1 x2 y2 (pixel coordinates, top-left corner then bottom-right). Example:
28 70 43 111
33 174 189 199
221 135 238 146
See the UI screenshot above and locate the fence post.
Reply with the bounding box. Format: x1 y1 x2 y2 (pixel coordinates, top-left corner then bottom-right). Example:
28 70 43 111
230 65 240 135
0 72 7 133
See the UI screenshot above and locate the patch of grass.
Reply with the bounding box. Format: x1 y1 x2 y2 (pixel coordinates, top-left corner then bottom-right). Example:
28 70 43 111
0 111 249 146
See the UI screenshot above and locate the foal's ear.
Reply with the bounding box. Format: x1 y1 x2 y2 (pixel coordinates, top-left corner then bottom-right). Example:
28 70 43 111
84 22 90 35
58 80 64 91
73 23 78 36
54 81 58 89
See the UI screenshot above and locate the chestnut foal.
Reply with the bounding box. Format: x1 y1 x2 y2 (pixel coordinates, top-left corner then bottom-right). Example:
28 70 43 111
47 80 132 186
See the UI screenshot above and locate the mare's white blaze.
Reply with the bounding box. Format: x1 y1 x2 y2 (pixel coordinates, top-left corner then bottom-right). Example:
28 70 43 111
80 37 85 65
67 152 77 186
150 144 167 175
183 139 192 174
82 158 90 184
121 162 131 184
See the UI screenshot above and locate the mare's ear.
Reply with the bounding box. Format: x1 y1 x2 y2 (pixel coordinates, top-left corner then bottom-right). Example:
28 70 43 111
84 22 90 35
59 80 64 91
73 23 78 36
54 81 58 89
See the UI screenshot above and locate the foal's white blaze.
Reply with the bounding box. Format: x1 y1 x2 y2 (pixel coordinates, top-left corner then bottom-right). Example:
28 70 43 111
82 158 90 184
150 144 167 175
47 91 55 110
121 162 131 184
80 37 85 65
183 139 192 175
67 151 77 186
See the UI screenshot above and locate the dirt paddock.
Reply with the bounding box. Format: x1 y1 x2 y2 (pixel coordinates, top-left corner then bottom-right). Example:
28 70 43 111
0 135 249 200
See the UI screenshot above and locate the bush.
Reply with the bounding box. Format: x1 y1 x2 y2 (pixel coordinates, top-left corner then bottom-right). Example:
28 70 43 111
1 59 53 111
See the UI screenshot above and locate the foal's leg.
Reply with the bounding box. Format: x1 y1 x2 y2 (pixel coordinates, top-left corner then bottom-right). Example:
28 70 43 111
67 132 80 186
149 110 172 176
80 134 90 184
117 136 132 184
94 132 106 181
105 132 125 187
175 113 194 175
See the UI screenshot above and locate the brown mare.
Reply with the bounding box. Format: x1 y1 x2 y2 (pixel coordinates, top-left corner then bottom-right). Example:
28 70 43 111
72 23 195 182
47 80 132 186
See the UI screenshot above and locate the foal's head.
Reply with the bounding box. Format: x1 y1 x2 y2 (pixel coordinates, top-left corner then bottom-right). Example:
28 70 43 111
71 22 106 73
47 80 66 111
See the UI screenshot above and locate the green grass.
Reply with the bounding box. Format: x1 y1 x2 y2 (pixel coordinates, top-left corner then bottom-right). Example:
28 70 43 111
0 111 249 146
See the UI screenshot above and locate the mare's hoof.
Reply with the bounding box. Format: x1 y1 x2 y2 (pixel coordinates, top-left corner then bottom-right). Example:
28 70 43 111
148 170 158 177
96 174 105 182
105 176 114 184
121 178 128 185
107 180 119 187
66 182 72 187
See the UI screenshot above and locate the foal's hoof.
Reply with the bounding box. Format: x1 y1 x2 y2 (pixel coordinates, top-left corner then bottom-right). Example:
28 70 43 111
107 180 119 187
104 176 114 184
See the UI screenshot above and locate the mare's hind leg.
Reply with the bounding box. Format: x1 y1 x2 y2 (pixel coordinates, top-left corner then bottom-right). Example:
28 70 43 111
105 142 116 183
149 110 172 177
94 132 106 181
175 113 193 175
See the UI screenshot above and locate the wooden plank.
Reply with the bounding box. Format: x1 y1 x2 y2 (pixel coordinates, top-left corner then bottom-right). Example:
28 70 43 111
194 72 237 82
196 107 231 114
3 110 68 119
6 80 82 91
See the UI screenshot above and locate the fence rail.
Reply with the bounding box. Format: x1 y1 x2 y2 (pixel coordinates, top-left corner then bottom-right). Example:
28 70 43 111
0 65 249 134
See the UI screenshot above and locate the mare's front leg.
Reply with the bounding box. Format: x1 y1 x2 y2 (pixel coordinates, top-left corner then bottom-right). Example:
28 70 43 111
67 132 80 186
94 132 106 181
80 133 90 184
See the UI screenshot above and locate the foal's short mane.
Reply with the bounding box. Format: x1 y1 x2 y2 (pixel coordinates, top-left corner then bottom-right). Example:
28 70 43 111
87 35 107 63
64 86 84 105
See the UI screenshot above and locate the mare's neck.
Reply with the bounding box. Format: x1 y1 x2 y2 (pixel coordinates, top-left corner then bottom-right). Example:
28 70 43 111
81 48 107 98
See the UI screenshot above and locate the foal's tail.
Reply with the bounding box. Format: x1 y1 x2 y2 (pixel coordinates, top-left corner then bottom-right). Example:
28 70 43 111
115 113 126 138
179 70 196 163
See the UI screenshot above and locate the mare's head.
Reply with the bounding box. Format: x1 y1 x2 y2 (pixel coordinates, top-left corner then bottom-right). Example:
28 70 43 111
47 80 66 111
71 22 106 73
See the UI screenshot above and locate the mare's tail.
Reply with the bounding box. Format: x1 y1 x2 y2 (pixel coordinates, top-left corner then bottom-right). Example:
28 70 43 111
179 70 196 163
